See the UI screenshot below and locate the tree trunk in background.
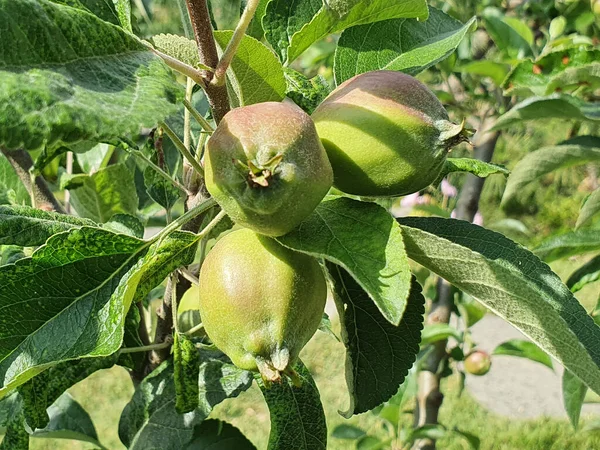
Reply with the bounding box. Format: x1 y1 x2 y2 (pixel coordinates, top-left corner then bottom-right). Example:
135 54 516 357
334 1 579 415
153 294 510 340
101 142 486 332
413 130 500 450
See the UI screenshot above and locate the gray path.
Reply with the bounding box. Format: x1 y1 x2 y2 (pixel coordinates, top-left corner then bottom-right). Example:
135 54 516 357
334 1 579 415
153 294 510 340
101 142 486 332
467 315 600 419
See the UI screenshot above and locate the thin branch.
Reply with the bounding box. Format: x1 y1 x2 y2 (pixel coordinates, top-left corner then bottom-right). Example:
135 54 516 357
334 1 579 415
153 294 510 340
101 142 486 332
170 273 181 334
185 0 230 123
184 322 204 336
160 121 205 178
120 341 172 354
126 147 190 195
211 0 261 86
149 46 206 88
179 267 200 286
1 148 65 213
183 99 215 133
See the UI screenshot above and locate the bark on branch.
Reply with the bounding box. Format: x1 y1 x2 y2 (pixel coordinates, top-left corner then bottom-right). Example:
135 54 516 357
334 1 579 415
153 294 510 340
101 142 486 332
1 148 65 213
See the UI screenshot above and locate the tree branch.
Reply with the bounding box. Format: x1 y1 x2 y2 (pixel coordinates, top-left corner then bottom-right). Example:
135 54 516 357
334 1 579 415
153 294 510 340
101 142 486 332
185 0 230 123
413 129 501 450
1 148 65 213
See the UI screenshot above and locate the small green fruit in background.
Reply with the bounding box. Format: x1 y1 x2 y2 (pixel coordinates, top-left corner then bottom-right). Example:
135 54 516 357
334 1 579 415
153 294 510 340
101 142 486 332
464 350 492 376
312 70 470 197
198 229 327 382
205 101 333 236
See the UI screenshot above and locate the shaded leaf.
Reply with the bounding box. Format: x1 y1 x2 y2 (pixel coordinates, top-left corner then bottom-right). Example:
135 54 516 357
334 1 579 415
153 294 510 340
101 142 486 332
174 333 200 414
501 136 600 205
334 7 475 84
186 419 256 450
482 7 532 59
277 197 412 326
31 393 105 449
0 0 182 151
120 350 252 450
492 96 600 131
459 60 510 86
493 339 554 370
534 229 600 262
0 206 96 246
67 163 139 223
567 255 600 293
257 360 327 450
398 217 600 396
264 0 428 63
328 265 425 416
0 157 30 207
577 188 600 229
563 369 587 429
0 393 27 449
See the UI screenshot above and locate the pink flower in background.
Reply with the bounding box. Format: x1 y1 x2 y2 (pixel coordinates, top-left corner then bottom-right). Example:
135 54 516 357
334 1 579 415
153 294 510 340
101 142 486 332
391 193 431 217
441 179 458 198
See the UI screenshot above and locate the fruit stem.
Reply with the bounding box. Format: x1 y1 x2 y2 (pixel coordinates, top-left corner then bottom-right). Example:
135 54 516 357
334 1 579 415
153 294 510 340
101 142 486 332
149 197 217 245
184 322 204 336
183 99 215 133
211 0 261 87
119 340 172 354
160 121 205 178
171 272 181 334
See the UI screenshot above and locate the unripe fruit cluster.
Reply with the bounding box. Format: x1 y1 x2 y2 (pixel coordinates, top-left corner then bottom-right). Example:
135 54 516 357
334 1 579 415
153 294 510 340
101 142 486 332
199 71 467 381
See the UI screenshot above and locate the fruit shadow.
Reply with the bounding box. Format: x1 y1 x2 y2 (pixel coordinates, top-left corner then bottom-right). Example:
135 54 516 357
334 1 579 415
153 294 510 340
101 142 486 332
317 103 427 193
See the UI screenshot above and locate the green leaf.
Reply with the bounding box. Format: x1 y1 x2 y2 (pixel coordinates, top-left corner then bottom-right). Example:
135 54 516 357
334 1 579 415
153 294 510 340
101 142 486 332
213 30 286 106
563 369 588 429
75 143 113 174
493 339 554 370
284 68 331 115
421 324 462 347
567 255 600 293
577 188 600 229
144 165 183 210
501 136 600 205
51 0 120 26
0 228 147 397
482 7 532 59
328 265 425 416
32 141 97 174
186 420 256 450
18 372 51 429
264 0 428 63
151 34 212 71
0 0 182 151
113 0 132 32
119 351 252 450
257 359 327 450
492 96 600 131
31 393 105 449
398 217 600 396
534 229 600 262
174 333 200 414
334 7 475 84
0 206 96 246
0 157 29 207
67 163 139 223
503 48 600 96
104 214 145 238
434 158 509 186
276 197 412 326
458 61 510 86
331 424 366 440
0 393 28 449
